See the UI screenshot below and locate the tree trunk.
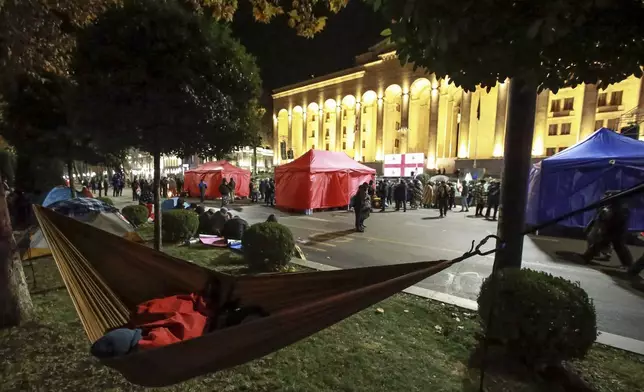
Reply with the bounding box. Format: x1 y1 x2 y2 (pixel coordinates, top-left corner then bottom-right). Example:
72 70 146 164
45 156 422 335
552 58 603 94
493 77 537 269
67 160 76 198
253 146 258 175
153 150 162 251
0 172 33 327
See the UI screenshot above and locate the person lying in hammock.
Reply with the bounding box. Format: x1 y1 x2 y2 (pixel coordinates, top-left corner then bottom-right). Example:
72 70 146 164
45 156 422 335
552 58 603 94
91 281 268 359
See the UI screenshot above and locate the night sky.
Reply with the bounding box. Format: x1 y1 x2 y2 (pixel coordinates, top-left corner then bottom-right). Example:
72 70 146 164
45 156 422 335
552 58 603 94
231 1 386 95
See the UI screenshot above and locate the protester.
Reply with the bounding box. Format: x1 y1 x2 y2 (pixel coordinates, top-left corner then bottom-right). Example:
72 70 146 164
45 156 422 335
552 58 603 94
460 180 470 212
394 179 407 212
353 183 370 232
228 178 236 203
436 181 450 218
473 180 487 217
218 178 229 207
264 179 275 207
198 179 208 204
485 180 501 220
422 181 434 209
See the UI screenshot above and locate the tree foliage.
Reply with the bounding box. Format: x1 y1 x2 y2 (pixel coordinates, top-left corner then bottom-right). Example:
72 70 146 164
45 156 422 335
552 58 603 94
369 0 644 92
71 0 262 159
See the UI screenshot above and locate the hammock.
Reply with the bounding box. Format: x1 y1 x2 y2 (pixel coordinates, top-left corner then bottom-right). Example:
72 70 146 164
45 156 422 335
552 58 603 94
32 205 464 387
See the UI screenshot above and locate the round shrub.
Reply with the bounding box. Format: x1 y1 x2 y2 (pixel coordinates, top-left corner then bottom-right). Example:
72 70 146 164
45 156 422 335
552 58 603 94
96 197 114 206
242 222 294 272
122 205 149 226
162 209 199 242
478 269 597 367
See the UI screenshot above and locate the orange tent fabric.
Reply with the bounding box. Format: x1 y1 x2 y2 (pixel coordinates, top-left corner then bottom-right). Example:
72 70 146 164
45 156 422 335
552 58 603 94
184 160 251 199
275 149 375 210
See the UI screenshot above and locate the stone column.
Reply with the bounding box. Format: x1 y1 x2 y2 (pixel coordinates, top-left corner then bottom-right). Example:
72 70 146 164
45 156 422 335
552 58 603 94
273 113 279 165
302 111 308 153
579 84 598 140
459 91 472 158
401 93 410 129
336 107 343 151
355 103 362 160
427 88 440 167
318 109 324 150
493 81 510 156
376 97 384 160
287 111 293 154
532 90 550 156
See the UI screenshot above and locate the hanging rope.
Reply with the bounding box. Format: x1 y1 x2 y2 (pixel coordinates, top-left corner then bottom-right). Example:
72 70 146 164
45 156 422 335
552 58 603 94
455 180 644 391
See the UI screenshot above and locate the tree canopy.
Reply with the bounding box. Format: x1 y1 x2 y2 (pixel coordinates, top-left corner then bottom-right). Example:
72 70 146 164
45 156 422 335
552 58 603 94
369 0 644 92
71 0 262 159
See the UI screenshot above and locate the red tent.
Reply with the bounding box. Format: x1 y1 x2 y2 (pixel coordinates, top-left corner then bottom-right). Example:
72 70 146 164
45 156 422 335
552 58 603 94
184 160 251 199
275 149 376 210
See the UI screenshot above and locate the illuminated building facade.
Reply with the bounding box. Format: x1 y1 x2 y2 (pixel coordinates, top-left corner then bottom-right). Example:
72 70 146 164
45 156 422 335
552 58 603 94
272 41 644 174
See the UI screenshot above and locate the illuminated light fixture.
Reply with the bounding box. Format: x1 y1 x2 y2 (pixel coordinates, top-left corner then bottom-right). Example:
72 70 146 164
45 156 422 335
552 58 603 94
493 143 504 157
363 59 383 67
272 71 366 99
426 156 437 169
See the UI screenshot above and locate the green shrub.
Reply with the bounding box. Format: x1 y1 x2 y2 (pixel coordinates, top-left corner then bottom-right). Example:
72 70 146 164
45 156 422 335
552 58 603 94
478 269 597 367
122 205 149 226
96 197 114 206
242 222 294 272
162 209 199 242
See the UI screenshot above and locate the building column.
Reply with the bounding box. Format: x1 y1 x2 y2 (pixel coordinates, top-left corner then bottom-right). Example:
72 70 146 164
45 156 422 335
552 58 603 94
273 113 279 165
336 106 343 151
401 92 410 129
493 81 509 157
287 111 293 155
302 110 308 154
459 91 472 158
427 88 440 168
532 90 549 156
579 84 598 140
376 97 384 160
318 109 324 150
355 102 362 160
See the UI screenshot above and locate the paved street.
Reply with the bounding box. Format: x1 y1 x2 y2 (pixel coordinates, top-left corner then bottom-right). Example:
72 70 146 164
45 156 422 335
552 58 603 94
110 190 644 341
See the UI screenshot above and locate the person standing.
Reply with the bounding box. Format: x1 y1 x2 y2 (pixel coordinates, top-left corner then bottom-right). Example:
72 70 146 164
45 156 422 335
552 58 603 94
386 180 394 207
97 177 104 197
377 180 388 212
394 179 407 212
353 184 370 232
132 178 139 201
198 178 208 204
448 182 456 210
422 181 434 208
228 177 236 203
473 180 487 217
485 180 501 220
460 181 470 212
436 181 450 218
218 178 229 207
265 179 275 207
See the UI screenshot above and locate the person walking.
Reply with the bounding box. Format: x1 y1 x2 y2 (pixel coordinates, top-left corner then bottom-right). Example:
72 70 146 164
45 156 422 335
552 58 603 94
473 180 487 217
460 181 470 212
436 181 450 218
485 180 501 220
198 178 208 204
228 177 236 203
394 179 407 212
448 182 456 210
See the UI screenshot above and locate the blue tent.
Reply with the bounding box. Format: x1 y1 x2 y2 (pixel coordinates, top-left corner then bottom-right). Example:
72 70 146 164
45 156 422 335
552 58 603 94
42 186 73 207
526 128 644 231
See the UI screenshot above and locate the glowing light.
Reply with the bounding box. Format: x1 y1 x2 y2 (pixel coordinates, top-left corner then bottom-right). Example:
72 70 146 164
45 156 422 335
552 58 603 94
493 143 504 157
426 156 437 169
272 71 366 99
457 144 469 159
532 136 544 156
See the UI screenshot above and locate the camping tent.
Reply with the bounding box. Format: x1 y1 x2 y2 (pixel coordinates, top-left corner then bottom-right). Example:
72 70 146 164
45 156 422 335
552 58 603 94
23 198 143 260
275 149 376 210
184 160 251 200
526 128 644 231
42 186 73 207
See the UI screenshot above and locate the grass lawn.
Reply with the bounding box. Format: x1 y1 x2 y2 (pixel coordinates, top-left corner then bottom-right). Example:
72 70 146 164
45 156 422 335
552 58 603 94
2 229 644 391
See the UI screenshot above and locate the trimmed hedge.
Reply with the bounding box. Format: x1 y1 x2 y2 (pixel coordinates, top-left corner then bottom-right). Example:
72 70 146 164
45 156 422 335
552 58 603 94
242 222 294 272
162 209 199 242
96 197 114 206
122 205 149 226
478 269 597 367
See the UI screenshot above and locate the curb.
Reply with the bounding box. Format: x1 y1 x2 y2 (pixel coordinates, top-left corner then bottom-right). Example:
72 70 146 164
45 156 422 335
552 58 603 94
290 258 644 356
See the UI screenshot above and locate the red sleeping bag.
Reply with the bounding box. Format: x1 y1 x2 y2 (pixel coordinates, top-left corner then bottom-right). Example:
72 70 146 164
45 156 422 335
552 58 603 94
132 293 211 350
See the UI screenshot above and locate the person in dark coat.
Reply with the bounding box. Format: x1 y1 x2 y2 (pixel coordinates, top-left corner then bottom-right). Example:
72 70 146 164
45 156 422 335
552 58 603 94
436 181 450 218
581 192 633 268
228 178 236 203
265 179 275 206
222 216 249 240
460 181 470 212
353 184 370 232
259 179 266 201
485 180 501 220
218 179 229 207
394 179 407 212
386 181 394 206
377 180 388 212
448 183 456 210
198 179 208 204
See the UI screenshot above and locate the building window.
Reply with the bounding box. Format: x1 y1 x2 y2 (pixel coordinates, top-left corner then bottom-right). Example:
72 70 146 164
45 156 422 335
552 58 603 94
311 114 316 122
546 147 557 156
362 140 366 149
550 99 561 113
363 106 367 114
325 129 330 138
396 103 401 112
326 112 331 121
310 130 316 138
325 143 330 151
342 141 347 150
594 120 604 130
558 147 568 152
560 123 571 135
312 144 315 150
394 139 400 148
607 118 620 130
548 124 558 136
597 93 607 107
563 98 574 111
363 127 367 133
610 91 623 106
395 121 401 130
343 126 347 136
343 110 347 119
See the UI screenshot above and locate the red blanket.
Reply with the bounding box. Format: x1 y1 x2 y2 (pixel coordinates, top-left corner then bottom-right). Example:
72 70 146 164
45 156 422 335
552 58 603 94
132 293 211 350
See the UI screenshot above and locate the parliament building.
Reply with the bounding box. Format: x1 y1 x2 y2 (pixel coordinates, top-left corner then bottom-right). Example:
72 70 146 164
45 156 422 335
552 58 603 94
271 41 644 175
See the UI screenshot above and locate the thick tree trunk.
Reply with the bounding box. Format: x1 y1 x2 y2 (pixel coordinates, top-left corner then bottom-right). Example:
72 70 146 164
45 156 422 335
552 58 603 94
67 160 76 198
153 150 162 251
0 172 33 327
253 146 258 175
493 77 537 269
